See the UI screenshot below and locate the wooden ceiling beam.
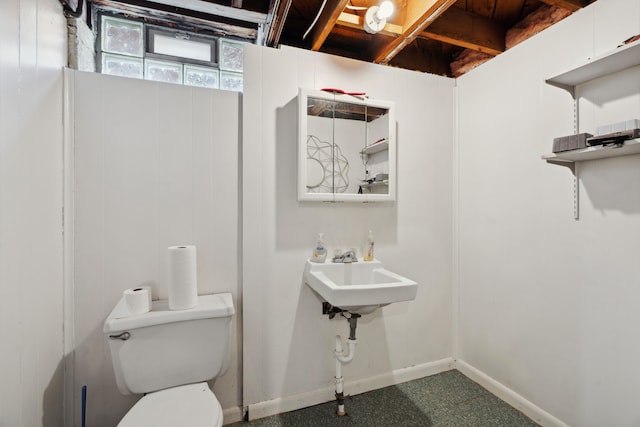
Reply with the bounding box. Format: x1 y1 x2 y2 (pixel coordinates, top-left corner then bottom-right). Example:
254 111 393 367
388 38 453 75
537 0 585 12
421 7 505 56
309 0 351 51
264 0 293 47
372 0 459 64
139 0 267 23
336 11 403 37
92 0 259 38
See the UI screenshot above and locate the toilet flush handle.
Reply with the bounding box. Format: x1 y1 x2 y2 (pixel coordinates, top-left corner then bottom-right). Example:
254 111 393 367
109 331 131 341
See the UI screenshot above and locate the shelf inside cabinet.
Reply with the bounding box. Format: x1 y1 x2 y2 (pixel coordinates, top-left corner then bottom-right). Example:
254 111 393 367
542 138 640 164
360 180 389 188
360 140 388 155
545 40 640 96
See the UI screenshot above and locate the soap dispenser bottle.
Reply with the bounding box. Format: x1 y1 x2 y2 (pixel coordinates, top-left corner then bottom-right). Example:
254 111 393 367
364 230 374 261
311 233 327 263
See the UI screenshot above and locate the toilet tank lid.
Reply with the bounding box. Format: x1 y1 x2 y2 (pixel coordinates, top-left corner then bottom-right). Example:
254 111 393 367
104 293 234 333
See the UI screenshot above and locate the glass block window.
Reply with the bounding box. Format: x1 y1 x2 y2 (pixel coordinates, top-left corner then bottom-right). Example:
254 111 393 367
220 71 243 92
219 39 243 72
102 53 143 79
185 65 219 89
145 59 183 84
102 16 143 57
98 14 243 91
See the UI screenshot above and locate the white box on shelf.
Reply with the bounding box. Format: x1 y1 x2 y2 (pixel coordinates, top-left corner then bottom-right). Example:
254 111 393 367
596 119 640 136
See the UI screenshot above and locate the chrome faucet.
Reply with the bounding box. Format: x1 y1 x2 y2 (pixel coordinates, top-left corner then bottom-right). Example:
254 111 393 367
332 250 358 263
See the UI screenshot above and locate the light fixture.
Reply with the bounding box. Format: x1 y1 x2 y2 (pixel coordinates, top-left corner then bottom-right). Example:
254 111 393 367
363 1 394 34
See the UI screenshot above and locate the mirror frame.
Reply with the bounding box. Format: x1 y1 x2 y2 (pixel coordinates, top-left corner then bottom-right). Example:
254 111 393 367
297 88 396 202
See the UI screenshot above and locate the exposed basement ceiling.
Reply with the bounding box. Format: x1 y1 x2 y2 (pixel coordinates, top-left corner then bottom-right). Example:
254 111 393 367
77 0 596 76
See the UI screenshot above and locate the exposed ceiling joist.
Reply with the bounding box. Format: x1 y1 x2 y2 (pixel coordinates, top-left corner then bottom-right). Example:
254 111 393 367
337 11 403 37
389 37 453 75
421 7 505 56
91 0 259 39
308 0 350 51
146 0 268 24
372 0 459 64
264 0 293 47
537 0 585 12
90 0 594 78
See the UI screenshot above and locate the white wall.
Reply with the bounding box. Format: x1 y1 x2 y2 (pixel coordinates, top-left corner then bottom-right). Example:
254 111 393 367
0 0 67 425
456 0 640 425
242 45 455 417
68 70 242 426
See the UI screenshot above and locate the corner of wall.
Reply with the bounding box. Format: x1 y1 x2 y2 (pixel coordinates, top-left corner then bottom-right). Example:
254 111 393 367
451 80 461 362
62 67 77 427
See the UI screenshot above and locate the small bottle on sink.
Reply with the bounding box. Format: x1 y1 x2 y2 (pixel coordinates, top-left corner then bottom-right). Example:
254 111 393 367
311 233 327 263
363 230 374 262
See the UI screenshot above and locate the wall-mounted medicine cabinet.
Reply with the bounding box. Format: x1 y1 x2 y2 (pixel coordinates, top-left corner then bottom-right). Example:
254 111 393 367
298 88 396 202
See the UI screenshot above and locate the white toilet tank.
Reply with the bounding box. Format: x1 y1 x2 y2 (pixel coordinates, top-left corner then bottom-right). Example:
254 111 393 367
104 293 234 395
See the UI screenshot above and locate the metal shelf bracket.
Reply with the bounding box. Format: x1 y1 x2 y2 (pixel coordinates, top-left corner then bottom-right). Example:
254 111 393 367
546 159 579 220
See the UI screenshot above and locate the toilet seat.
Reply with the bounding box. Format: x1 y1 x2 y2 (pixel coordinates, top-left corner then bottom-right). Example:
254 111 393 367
118 383 222 427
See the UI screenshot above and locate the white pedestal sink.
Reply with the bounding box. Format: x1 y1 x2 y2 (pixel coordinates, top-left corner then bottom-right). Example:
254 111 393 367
303 259 417 315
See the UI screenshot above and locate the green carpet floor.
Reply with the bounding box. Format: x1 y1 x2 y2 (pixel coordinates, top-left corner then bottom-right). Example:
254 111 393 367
229 370 540 427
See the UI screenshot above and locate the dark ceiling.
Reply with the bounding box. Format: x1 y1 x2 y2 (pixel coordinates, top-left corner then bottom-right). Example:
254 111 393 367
80 0 594 77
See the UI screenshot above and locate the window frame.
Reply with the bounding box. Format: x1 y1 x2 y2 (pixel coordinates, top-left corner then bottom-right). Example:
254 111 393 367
96 11 244 92
146 26 218 68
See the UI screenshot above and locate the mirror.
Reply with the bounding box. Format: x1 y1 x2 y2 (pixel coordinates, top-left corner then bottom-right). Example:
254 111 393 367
298 88 396 202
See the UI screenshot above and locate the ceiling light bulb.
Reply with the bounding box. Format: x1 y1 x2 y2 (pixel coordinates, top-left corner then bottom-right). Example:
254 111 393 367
364 1 394 34
377 1 394 20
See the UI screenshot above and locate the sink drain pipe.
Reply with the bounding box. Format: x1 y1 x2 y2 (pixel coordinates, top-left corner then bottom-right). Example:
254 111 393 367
334 313 360 416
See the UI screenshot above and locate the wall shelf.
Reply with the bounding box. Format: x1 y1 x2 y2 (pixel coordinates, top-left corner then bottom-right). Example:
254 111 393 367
360 140 388 155
545 40 640 97
544 40 640 220
542 138 640 166
543 139 640 220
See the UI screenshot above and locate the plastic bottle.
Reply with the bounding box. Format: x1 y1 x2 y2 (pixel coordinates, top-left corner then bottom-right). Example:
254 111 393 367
311 233 327 263
364 230 374 261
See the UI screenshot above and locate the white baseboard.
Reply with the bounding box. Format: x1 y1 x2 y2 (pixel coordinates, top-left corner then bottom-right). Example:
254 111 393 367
222 406 244 425
455 360 568 427
246 357 455 421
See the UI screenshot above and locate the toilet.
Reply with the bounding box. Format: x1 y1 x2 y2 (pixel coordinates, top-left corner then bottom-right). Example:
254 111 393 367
103 292 235 427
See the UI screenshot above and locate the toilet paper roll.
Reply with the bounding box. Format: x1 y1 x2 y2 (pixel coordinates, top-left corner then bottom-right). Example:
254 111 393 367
124 286 152 316
167 245 198 310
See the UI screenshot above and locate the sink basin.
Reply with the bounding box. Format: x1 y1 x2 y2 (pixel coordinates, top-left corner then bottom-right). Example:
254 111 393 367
303 259 417 315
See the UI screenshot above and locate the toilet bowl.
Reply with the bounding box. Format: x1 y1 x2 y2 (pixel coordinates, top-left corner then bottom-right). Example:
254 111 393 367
118 383 222 427
104 293 234 426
